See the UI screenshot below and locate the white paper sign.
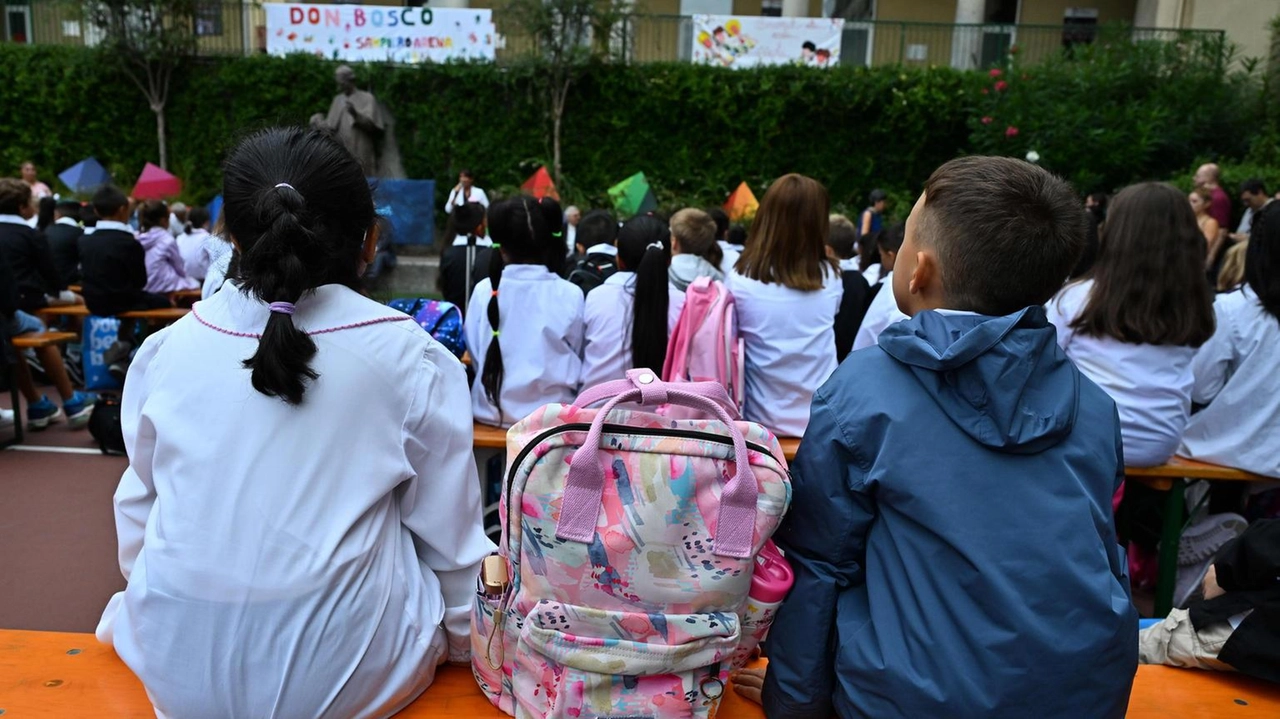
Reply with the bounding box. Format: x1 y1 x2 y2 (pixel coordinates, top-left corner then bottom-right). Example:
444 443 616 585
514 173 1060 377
691 15 844 68
264 3 497 63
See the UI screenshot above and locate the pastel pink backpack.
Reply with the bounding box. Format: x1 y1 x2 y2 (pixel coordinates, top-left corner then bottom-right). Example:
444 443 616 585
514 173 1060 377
662 277 745 416
471 370 792 719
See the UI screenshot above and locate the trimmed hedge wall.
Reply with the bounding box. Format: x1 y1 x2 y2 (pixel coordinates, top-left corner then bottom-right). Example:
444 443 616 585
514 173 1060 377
0 42 1266 225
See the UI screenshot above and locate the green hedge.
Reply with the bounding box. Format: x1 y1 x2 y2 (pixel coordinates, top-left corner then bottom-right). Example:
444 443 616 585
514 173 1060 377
0 40 1268 229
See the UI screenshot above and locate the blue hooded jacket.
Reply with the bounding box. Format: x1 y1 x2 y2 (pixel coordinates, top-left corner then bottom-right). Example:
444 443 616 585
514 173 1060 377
762 307 1137 719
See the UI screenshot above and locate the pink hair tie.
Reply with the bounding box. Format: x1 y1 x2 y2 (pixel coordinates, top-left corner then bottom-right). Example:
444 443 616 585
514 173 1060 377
268 302 296 315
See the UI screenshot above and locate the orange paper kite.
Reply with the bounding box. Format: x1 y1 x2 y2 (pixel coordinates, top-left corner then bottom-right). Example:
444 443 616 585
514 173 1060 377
521 166 559 201
724 182 758 222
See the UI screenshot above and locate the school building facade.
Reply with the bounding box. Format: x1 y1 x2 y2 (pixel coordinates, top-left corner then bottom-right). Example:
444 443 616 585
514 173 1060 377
1 0 1269 67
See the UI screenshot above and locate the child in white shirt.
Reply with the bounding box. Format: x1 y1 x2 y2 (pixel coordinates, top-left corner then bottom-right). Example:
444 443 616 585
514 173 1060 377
1047 182 1216 467
852 224 906 351
580 215 670 388
466 196 585 427
97 127 491 719
728 174 843 437
668 208 724 330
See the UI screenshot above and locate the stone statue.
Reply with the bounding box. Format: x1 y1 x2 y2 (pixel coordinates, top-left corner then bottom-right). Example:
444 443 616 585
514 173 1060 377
310 65 404 178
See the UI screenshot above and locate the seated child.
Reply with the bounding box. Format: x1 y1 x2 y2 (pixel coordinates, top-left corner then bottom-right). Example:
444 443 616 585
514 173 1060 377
1140 519 1280 683
465 197 585 427
851 222 907 351
580 215 669 387
46 200 85 286
79 186 172 317
176 206 213 282
439 202 493 315
136 200 199 293
735 156 1136 718
0 178 76 312
97 127 492 719
827 214 872 362
667 208 722 329
1179 202 1280 478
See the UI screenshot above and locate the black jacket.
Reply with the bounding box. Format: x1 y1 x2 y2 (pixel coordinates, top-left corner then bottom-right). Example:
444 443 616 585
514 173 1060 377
438 238 493 316
1190 519 1280 683
44 222 83 286
79 228 149 317
0 221 63 312
834 270 874 362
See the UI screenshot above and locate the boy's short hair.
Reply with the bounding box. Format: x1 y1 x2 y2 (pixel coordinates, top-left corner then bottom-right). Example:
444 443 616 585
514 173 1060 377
827 214 857 259
92 185 129 218
0 177 32 215
877 222 905 253
706 207 730 240
576 210 618 250
727 224 747 246
918 156 1085 315
670 209 717 256
453 202 486 233
1241 178 1268 196
55 200 82 217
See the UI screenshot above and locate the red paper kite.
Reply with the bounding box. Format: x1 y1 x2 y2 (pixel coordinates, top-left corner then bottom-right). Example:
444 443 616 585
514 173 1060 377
132 163 182 200
724 182 759 222
521 166 559 201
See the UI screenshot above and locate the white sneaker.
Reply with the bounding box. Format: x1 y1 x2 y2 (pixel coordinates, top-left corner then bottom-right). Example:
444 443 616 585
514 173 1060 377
0 408 14 430
1173 512 1248 608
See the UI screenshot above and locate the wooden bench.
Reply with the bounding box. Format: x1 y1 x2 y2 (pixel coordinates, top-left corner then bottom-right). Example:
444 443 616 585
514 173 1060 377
36 305 190 323
3 630 1279 717
3 332 82 447
10 331 78 350
473 423 801 461
1125 457 1274 617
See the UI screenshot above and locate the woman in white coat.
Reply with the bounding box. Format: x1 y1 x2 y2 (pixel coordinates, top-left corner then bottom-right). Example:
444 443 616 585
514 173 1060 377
728 174 843 437
96 127 492 719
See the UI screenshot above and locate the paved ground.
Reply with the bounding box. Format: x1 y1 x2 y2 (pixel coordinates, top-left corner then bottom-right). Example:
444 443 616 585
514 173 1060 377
1 389 127 632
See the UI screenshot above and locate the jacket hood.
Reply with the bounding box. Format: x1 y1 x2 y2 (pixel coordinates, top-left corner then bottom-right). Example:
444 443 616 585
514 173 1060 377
877 306 1078 453
669 254 723 292
136 227 170 250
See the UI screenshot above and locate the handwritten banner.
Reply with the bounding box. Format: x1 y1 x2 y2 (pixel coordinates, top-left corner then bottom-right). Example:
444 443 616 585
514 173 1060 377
691 15 844 68
264 3 497 63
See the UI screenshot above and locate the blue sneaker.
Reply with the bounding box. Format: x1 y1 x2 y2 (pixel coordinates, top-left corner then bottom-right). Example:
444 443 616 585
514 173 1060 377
26 396 62 430
64 391 98 430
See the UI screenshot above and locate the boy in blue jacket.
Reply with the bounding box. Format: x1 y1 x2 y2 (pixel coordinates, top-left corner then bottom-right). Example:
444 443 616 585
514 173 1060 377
734 156 1137 718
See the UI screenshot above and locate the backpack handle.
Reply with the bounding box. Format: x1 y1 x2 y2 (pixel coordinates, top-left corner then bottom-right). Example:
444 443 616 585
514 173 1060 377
557 369 759 559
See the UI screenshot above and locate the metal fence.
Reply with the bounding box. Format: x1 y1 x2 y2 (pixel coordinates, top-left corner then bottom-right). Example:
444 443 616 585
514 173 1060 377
3 1 1225 68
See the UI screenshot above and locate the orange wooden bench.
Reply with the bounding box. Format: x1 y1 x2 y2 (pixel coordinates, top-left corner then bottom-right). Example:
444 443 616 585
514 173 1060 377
10 331 78 350
36 305 190 323
473 423 801 461
3 630 1278 717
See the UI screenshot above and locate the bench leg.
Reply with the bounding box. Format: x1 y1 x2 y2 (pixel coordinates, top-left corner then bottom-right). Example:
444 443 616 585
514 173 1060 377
1153 477 1186 617
2 359 21 448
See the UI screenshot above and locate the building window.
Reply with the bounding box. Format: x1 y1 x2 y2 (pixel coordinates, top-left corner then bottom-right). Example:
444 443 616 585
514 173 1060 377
761 0 783 18
194 1 223 37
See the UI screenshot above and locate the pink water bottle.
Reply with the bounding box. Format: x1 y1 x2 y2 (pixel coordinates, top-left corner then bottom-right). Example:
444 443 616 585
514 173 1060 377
731 540 794 669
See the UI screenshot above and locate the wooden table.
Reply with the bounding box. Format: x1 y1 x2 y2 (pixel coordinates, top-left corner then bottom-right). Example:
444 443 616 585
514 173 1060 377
2 630 1277 718
35 305 190 323
1125 457 1273 617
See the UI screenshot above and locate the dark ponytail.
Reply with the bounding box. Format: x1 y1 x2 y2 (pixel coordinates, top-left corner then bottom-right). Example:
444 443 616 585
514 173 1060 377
537 196 566 275
222 127 372 404
617 215 671 372
480 196 547 414
1247 202 1280 323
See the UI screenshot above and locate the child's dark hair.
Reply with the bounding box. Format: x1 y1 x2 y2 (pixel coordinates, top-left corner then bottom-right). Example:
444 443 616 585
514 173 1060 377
616 215 671 372
36 196 56 231
917 156 1085 315
827 214 858 259
727 224 747 247
187 206 210 233
222 126 374 405
1247 202 1280 323
706 207 730 241
537 196 566 274
92 185 129 218
1071 182 1215 346
576 210 618 252
481 196 547 413
55 200 82 218
877 222 905 254
454 202 486 239
0 177 32 215
139 200 169 231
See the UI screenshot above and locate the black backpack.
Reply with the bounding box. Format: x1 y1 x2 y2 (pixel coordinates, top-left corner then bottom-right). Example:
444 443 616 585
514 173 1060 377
88 395 126 456
567 252 618 295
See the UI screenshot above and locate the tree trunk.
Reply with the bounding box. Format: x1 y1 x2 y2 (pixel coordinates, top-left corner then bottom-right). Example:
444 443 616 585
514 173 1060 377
153 103 168 170
552 97 562 186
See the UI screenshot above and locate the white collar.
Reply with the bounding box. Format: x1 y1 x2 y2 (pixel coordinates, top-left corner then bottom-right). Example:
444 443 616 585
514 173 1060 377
0 214 30 226
603 270 635 286
934 308 984 317
55 216 80 227
585 243 618 256
451 234 493 247
93 220 135 234
192 283 411 339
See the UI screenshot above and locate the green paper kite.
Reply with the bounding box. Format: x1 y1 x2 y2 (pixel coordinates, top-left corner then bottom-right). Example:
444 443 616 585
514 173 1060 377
608 172 658 217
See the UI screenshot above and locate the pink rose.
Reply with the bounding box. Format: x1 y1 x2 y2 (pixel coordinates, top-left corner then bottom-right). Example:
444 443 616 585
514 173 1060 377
981 116 993 125
1005 126 1020 138
994 80 1008 92
989 68 1003 78
981 88 989 95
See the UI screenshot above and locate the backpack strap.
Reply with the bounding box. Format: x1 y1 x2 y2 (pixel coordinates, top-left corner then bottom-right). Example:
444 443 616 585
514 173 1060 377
559 369 758 559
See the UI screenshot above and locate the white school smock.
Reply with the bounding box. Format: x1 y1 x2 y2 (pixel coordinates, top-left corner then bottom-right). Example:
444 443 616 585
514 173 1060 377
727 267 843 437
852 271 908 352
176 227 212 281
1046 280 1197 467
466 263 585 427
719 241 741 278
1179 286 1280 478
445 186 489 210
96 284 493 719
581 271 637 389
